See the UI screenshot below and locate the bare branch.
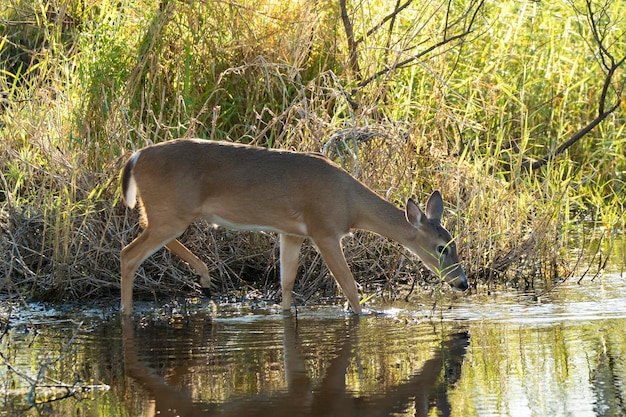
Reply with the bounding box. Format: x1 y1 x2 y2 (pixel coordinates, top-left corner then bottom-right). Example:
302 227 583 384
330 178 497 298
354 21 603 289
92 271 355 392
599 55 625 115
356 0 415 44
354 0 485 90
586 0 612 71
383 0 404 66
339 0 361 80
355 28 472 90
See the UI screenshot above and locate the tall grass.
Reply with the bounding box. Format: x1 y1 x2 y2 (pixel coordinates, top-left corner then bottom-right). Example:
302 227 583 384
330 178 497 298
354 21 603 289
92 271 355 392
0 0 624 305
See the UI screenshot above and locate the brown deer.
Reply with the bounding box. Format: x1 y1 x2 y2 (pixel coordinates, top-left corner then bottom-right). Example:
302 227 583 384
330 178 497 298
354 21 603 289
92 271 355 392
120 139 468 315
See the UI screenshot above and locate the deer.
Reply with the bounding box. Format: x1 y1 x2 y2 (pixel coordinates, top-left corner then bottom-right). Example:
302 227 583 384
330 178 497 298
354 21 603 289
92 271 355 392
120 139 468 316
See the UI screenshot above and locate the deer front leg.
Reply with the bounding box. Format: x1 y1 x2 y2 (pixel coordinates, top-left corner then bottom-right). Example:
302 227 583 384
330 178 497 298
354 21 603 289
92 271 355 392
279 234 305 312
313 236 362 314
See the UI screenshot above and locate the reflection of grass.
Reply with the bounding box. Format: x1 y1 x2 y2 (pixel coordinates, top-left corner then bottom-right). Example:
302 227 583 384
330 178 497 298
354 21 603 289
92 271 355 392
0 0 624 304
453 315 626 416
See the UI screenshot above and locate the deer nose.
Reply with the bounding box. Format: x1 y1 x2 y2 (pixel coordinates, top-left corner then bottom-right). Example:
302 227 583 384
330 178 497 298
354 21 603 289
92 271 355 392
449 272 469 291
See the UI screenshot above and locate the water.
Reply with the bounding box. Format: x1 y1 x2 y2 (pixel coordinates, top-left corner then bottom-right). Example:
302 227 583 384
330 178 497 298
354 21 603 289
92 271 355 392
1 272 625 416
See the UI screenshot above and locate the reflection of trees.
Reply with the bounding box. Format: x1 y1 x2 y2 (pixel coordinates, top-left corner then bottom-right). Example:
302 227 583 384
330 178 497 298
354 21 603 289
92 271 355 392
0 320 112 414
590 331 626 417
122 316 470 417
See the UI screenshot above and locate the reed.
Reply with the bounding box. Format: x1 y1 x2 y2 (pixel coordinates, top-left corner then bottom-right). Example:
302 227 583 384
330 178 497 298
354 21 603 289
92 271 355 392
1 0 623 305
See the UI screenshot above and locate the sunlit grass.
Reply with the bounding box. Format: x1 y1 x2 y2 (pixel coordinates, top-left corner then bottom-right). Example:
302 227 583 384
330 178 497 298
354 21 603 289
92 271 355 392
0 0 624 303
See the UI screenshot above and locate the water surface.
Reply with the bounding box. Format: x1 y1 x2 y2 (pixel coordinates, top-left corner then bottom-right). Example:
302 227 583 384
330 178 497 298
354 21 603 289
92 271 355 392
1 272 625 416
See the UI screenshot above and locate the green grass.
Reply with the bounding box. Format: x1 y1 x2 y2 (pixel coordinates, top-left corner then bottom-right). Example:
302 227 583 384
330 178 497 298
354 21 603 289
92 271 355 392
0 0 624 304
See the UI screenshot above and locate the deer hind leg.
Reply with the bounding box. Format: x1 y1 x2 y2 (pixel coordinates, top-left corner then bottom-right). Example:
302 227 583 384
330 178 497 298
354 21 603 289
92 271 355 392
164 239 211 296
120 221 189 315
279 234 305 312
313 236 362 314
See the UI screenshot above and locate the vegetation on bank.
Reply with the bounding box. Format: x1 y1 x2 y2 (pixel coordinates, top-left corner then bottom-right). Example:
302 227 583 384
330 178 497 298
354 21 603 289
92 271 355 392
0 0 624 305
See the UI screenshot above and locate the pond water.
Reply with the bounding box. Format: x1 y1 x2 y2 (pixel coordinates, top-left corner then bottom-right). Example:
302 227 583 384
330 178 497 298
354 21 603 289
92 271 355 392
1 272 625 417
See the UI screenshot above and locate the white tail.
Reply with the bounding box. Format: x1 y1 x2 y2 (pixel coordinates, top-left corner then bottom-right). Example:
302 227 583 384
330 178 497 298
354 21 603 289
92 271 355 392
120 139 468 315
122 152 140 209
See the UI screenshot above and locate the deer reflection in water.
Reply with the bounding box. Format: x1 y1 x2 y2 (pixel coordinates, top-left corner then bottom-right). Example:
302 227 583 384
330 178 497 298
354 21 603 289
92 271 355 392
122 317 469 417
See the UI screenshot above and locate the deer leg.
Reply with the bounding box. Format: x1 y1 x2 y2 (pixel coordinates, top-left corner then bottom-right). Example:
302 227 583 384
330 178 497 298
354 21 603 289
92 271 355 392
120 224 187 315
165 239 211 296
313 236 362 314
279 234 305 312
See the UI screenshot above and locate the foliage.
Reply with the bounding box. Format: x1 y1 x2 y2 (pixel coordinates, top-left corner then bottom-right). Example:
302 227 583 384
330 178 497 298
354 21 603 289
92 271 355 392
0 0 624 303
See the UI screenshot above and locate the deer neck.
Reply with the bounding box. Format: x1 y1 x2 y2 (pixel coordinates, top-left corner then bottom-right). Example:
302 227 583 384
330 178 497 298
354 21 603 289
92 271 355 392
352 188 416 247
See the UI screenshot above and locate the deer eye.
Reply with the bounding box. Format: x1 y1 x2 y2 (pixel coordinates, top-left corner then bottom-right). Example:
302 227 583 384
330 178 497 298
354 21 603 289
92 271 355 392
437 245 448 256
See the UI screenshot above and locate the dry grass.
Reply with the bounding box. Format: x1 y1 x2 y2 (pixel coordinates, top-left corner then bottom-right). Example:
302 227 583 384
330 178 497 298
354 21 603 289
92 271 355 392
1 0 623 307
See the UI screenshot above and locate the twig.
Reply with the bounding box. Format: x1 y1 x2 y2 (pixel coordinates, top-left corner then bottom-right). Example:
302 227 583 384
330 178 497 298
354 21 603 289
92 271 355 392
355 0 485 91
355 29 472 91
356 0 414 44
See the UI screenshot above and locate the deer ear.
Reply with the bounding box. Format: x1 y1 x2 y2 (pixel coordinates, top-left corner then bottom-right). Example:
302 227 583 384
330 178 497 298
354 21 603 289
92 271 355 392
405 198 426 226
425 191 443 222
